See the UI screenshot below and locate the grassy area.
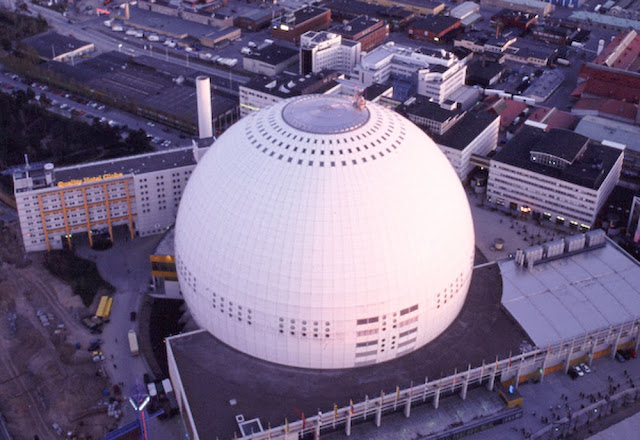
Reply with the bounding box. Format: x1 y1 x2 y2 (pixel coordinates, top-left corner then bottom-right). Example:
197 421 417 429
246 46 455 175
44 250 114 307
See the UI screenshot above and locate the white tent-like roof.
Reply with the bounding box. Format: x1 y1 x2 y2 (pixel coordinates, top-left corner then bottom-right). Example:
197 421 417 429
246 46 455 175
500 242 640 347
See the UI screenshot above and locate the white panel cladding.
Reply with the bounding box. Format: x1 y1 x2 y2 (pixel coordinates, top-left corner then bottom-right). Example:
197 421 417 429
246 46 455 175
175 95 475 369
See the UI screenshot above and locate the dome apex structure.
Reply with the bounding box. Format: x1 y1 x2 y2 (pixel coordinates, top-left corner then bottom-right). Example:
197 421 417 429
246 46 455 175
175 94 475 369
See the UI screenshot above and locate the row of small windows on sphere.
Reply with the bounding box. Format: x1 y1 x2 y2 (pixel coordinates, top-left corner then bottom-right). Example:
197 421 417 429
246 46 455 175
437 271 466 308
240 104 408 168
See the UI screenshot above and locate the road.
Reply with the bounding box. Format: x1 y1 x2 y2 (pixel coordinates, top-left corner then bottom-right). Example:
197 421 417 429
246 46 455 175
7 2 255 148
74 232 186 440
0 67 185 149
28 2 251 92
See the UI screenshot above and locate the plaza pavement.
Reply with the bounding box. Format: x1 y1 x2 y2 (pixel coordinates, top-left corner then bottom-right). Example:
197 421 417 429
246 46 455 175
72 190 635 440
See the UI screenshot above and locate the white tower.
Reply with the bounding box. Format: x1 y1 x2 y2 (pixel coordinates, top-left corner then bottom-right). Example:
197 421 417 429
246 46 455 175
195 76 213 139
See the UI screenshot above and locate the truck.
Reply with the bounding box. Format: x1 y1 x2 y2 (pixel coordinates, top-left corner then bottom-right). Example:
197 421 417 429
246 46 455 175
161 378 173 394
128 329 139 356
217 57 238 67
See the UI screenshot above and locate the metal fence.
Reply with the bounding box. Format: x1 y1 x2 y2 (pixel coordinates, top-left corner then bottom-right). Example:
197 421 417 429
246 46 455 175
238 317 640 440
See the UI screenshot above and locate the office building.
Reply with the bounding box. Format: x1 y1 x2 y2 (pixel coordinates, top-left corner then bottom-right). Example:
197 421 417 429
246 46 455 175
354 42 467 103
299 31 361 75
487 127 624 229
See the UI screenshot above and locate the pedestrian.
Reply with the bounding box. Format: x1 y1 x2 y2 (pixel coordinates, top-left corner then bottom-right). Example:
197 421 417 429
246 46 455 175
113 363 117 369
111 354 114 359
115 338 118 343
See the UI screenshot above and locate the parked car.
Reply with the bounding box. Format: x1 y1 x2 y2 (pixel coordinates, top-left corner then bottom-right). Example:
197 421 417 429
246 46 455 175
579 362 591 374
573 365 584 377
615 351 626 363
130 311 137 321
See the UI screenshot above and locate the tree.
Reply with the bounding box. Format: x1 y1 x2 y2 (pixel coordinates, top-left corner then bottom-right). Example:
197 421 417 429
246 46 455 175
123 128 152 154
39 92 51 107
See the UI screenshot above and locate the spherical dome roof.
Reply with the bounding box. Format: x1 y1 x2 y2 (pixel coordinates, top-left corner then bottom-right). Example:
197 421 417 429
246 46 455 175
175 95 475 369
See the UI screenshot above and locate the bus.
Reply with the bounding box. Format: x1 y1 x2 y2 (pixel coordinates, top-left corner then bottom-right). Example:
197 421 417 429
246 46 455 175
128 330 139 356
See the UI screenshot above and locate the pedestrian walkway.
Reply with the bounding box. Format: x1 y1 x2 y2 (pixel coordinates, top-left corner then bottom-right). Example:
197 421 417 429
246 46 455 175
322 353 640 440
467 192 568 263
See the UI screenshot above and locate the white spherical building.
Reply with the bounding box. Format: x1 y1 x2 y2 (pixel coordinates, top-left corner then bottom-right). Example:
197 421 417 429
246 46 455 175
175 95 475 369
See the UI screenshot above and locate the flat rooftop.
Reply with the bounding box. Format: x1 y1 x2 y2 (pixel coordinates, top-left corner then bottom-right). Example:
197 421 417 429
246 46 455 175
54 147 198 183
324 0 381 18
22 31 93 60
435 111 499 151
44 52 235 124
126 6 224 39
167 254 530 439
398 96 463 123
409 15 459 34
154 228 175 256
244 44 298 65
500 241 640 348
574 115 640 152
273 6 329 27
493 126 623 190
332 15 385 39
242 71 340 99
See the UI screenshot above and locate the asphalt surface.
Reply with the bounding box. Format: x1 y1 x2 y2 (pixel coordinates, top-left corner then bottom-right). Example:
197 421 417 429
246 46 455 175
167 251 531 440
0 67 186 149
73 228 186 440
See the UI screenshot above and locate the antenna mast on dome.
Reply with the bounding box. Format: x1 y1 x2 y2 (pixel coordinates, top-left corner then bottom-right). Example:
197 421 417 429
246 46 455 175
352 86 366 111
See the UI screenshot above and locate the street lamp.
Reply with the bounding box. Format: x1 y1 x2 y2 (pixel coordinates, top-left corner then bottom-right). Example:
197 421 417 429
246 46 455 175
129 385 151 440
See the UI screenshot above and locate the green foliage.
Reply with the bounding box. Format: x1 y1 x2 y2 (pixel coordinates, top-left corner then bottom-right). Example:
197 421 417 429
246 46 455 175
0 92 153 171
0 10 48 45
44 250 114 307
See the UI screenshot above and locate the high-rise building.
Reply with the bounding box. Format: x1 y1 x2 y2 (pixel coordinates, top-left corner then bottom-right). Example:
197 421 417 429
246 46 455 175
299 31 361 75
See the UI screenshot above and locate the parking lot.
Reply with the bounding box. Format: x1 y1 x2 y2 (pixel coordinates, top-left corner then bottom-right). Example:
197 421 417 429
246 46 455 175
0 70 186 149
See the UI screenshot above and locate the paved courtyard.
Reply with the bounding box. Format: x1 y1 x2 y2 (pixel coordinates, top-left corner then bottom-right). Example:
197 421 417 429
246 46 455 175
467 191 569 263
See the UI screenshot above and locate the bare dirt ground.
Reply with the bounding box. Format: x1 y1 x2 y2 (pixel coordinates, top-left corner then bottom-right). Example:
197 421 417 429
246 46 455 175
0 220 121 440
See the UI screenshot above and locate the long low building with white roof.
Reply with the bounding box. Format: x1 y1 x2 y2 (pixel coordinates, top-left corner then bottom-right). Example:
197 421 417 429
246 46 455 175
500 230 640 348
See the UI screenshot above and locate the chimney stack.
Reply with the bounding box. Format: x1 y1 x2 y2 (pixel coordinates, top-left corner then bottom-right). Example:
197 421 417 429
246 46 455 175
196 76 213 139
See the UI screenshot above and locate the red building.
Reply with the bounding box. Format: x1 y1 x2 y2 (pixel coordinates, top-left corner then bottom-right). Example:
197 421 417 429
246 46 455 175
271 6 331 44
490 10 538 32
407 15 460 43
331 15 389 51
574 63 640 104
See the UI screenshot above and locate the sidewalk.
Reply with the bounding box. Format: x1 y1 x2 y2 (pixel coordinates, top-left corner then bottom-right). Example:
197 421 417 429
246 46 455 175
467 191 568 263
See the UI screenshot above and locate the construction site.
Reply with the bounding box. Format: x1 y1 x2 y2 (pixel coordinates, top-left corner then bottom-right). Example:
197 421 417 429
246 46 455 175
0 217 125 440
